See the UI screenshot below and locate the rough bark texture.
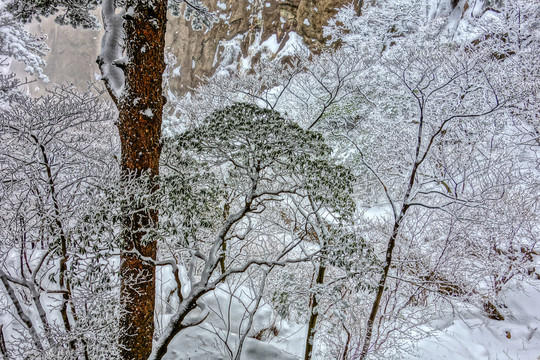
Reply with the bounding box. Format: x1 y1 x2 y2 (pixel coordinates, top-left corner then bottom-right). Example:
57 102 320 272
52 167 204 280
304 262 326 360
359 219 402 360
115 1 168 359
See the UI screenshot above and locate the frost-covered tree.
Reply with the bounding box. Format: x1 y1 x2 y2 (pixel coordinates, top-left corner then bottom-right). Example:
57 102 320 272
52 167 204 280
0 85 121 359
152 102 356 359
320 2 539 358
0 0 48 103
4 0 213 358
170 2 540 358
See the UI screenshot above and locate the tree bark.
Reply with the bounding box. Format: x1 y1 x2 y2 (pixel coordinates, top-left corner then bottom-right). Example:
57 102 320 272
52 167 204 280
112 1 168 359
304 261 326 360
359 219 401 359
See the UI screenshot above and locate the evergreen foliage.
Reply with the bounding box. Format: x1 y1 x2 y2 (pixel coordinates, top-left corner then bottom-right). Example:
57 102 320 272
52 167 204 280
164 102 355 221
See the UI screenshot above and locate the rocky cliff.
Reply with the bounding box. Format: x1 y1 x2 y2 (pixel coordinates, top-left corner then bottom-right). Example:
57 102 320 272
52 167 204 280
15 0 358 96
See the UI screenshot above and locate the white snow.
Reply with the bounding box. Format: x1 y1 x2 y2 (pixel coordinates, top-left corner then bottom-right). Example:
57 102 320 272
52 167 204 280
261 34 280 54
216 1 227 10
162 326 299 360
98 0 126 98
274 32 308 59
159 277 540 359
215 34 244 75
405 279 540 360
142 108 153 118
161 282 304 359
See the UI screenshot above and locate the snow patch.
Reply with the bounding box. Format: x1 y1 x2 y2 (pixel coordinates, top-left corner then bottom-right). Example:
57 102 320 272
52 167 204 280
216 1 226 10
142 108 153 118
261 34 280 54
406 279 540 360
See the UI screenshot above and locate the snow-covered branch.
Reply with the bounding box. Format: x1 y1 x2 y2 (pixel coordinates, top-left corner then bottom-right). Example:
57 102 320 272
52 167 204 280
97 0 125 102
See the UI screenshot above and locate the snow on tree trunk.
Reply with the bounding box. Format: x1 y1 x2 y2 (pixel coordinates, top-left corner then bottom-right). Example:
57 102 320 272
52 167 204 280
304 261 326 360
100 0 168 359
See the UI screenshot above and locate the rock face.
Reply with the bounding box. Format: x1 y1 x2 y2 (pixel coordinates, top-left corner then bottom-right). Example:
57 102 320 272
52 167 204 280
166 0 358 94
16 0 357 96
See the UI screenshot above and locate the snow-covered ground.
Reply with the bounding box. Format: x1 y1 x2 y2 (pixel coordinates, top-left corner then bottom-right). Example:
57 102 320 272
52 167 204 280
164 279 540 359
407 279 540 360
162 283 304 360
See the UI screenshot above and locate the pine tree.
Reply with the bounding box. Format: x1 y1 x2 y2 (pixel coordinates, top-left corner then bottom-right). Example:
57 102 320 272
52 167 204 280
5 1 211 358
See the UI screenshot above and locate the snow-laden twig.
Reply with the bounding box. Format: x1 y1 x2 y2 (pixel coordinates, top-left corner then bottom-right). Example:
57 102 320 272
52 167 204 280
0 269 43 351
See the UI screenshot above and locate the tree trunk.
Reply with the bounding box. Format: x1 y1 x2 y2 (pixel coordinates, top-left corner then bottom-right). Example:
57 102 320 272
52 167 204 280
359 219 402 360
304 262 326 360
113 1 168 359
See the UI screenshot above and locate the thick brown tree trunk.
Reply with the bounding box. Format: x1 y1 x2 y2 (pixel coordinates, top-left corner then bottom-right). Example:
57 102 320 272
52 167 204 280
113 1 168 359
